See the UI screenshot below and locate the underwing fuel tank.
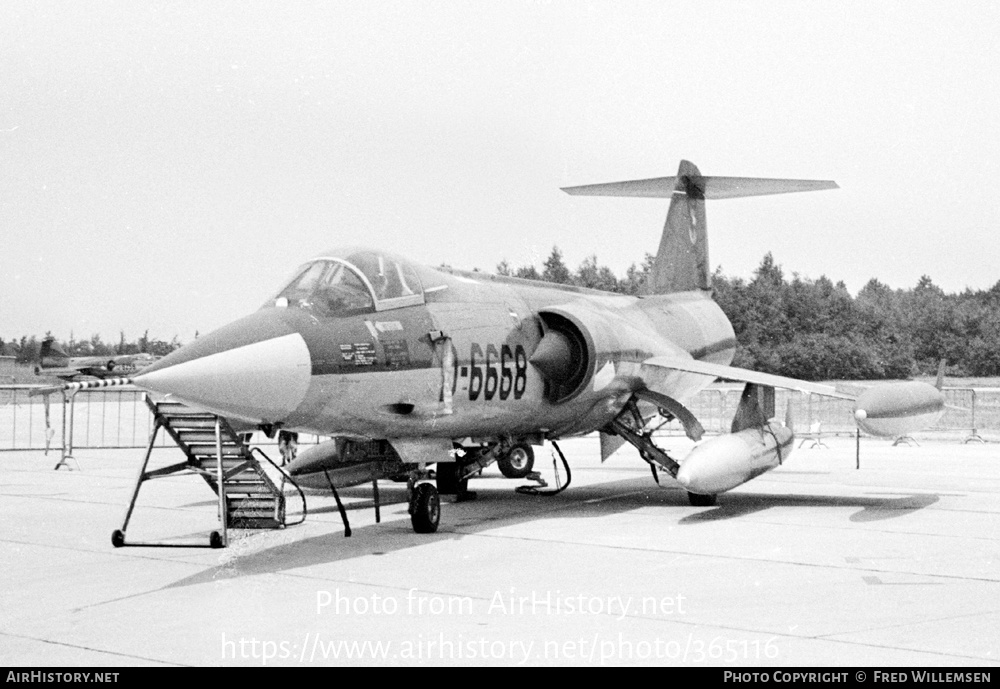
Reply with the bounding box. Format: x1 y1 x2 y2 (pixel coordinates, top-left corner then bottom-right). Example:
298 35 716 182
852 381 945 438
286 439 343 478
675 422 793 495
286 438 405 490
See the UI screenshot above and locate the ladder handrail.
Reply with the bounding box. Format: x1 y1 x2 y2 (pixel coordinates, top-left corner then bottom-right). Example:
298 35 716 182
250 446 307 526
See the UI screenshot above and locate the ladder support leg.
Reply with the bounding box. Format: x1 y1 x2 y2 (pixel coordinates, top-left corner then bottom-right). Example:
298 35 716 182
119 422 161 534
215 418 229 548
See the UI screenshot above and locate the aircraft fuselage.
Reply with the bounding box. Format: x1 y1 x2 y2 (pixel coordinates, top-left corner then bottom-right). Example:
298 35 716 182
135 257 736 445
289 269 736 440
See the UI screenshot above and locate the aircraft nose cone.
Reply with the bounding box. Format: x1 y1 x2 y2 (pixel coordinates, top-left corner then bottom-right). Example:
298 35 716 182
133 309 312 424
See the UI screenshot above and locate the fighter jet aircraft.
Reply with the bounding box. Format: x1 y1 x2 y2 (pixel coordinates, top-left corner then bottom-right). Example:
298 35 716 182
131 160 936 533
35 337 159 381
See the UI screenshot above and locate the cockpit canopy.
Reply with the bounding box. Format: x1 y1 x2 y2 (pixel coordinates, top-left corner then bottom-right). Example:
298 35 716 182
273 248 424 317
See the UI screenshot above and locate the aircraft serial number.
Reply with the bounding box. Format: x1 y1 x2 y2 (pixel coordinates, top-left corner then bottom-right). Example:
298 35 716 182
458 344 528 401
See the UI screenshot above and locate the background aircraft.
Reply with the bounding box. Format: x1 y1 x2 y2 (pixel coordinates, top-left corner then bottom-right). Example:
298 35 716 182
34 337 159 381
131 160 935 533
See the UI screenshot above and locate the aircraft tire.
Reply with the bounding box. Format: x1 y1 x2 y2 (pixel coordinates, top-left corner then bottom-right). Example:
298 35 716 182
687 492 717 507
111 530 125 548
209 531 224 548
498 443 534 479
410 483 440 534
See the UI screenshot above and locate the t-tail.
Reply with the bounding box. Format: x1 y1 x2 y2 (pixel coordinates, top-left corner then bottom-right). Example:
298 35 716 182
38 337 69 368
561 160 838 294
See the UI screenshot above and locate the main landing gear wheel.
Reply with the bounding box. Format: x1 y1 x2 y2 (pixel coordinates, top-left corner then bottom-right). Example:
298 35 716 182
209 531 225 548
498 443 534 479
687 492 717 507
410 483 441 534
111 530 125 548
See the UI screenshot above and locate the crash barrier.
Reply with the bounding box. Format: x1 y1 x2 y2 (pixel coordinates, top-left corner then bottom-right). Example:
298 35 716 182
668 387 858 436
0 383 996 454
0 385 157 453
936 387 992 442
0 385 326 455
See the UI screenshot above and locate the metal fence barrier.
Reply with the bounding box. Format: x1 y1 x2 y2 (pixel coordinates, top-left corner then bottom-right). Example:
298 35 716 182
653 386 996 443
0 386 156 453
0 385 326 457
1 383 997 456
652 386 859 437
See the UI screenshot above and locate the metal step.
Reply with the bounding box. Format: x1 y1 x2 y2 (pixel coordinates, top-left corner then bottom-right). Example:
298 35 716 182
229 496 280 507
229 517 284 529
167 419 222 430
227 495 284 528
156 403 215 416
175 431 223 443
187 444 244 457
195 463 258 476
229 506 280 518
220 485 272 496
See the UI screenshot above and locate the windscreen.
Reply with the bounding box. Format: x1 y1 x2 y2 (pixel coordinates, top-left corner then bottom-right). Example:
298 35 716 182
275 260 374 316
347 250 422 302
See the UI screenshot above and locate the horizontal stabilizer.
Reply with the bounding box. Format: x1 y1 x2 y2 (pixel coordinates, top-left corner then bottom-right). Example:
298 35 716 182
34 367 82 379
641 356 855 400
562 175 838 200
562 160 837 294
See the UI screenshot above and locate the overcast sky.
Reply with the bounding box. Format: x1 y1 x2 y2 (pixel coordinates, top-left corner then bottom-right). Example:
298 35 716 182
2 1 998 343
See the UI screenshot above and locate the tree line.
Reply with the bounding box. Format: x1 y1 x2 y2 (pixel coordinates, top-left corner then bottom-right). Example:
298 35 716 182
497 247 1000 380
1 331 184 364
5 248 999 380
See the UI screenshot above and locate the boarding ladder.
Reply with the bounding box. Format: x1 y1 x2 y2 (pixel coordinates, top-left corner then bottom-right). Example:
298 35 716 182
112 397 298 548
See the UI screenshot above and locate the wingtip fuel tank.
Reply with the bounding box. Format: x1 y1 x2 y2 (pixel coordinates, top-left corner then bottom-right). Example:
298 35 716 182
852 381 946 438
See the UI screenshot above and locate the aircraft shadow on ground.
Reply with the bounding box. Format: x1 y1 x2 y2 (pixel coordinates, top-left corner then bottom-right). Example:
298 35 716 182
161 476 942 590
678 492 940 524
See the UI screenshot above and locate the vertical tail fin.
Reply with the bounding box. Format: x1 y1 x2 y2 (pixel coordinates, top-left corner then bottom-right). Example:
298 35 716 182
561 160 838 295
39 337 69 368
650 160 709 293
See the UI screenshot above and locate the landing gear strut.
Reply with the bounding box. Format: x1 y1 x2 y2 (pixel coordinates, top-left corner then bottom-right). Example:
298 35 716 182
436 458 477 502
606 397 681 477
607 397 718 507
